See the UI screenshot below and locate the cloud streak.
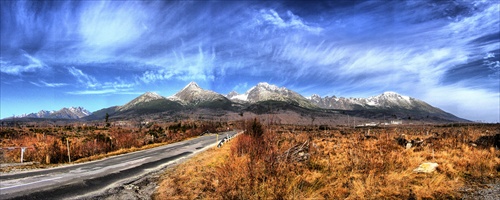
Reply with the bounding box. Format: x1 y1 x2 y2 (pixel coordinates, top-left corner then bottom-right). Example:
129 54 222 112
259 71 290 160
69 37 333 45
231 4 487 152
1 0 499 122
30 81 67 88
0 52 48 75
67 67 100 88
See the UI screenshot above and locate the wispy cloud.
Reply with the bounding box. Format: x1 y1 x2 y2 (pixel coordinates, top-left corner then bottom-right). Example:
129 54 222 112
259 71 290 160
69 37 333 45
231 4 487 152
67 88 140 95
257 9 323 33
78 1 148 49
30 80 67 87
423 84 500 123
67 67 100 88
0 53 48 75
1 0 499 122
66 66 137 95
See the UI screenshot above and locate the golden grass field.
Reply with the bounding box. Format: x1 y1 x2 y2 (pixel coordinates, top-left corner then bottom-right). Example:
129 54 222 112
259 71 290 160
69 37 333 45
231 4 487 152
0 121 226 171
155 122 499 199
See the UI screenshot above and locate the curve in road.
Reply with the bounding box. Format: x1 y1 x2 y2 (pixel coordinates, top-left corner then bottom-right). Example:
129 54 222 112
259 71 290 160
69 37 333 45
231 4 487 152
0 131 238 200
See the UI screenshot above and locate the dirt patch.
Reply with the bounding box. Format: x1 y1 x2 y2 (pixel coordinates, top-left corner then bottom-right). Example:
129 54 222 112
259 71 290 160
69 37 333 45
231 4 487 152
93 168 164 200
461 182 500 200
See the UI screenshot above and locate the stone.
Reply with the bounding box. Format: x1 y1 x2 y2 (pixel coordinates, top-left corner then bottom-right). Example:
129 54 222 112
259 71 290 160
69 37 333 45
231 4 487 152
413 162 438 173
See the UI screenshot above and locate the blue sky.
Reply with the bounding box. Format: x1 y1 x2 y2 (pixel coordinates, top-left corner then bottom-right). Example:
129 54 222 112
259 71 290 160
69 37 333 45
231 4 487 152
1 0 499 122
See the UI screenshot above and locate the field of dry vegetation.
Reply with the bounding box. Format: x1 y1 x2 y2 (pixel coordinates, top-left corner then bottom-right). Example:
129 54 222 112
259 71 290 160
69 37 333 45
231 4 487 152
0 121 228 171
155 121 499 199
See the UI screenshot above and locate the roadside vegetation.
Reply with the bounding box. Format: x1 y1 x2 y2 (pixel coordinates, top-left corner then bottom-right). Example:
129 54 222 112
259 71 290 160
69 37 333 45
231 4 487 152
155 120 499 199
0 120 229 172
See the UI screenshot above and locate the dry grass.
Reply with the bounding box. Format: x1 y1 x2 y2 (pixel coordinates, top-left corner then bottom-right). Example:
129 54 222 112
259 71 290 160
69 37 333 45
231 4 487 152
153 140 233 199
155 123 500 199
1 121 228 172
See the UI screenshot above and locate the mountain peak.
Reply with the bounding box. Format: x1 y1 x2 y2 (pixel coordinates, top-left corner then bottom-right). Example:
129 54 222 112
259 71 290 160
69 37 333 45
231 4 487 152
310 94 321 98
142 91 163 99
11 107 91 119
375 91 411 102
227 91 248 101
256 82 280 91
227 91 239 99
236 82 317 108
171 81 230 106
308 94 321 100
119 91 165 111
382 91 400 96
182 82 201 91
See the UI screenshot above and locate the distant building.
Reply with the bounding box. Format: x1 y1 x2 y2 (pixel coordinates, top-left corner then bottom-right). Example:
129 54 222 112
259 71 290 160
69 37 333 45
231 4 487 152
391 120 403 125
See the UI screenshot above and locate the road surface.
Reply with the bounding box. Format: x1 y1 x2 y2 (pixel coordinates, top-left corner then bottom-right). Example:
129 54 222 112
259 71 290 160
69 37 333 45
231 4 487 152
0 131 237 200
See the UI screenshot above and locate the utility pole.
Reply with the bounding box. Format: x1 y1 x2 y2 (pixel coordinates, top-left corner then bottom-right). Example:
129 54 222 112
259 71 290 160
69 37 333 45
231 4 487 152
20 147 26 163
67 138 71 163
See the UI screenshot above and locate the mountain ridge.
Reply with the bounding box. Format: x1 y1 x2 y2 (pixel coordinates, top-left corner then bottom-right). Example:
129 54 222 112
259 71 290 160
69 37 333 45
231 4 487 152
11 107 91 119
6 82 467 123
169 82 232 108
227 82 317 108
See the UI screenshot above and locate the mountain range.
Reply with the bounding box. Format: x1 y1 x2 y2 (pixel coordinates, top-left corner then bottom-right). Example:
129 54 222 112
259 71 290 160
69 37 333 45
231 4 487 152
11 107 91 119
6 82 467 123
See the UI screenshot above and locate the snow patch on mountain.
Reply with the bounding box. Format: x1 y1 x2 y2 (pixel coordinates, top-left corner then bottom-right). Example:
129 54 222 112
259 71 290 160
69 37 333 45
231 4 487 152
119 92 165 111
308 91 442 113
171 82 229 106
12 107 91 119
227 91 248 101
228 82 316 108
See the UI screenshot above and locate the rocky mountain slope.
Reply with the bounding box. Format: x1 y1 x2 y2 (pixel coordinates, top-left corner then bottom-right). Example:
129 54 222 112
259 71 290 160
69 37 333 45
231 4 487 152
309 92 460 120
7 82 466 123
118 92 165 112
169 82 232 108
227 82 316 108
12 107 91 119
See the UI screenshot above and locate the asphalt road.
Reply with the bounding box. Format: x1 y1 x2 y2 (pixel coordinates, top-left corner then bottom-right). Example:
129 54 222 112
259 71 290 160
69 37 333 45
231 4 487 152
0 131 237 200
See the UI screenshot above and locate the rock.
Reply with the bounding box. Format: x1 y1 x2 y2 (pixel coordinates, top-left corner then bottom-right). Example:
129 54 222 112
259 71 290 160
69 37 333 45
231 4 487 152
413 162 439 173
406 143 412 150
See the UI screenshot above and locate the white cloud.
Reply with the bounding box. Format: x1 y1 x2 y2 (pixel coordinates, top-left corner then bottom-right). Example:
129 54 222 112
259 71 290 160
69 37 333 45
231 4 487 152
258 9 323 33
67 67 100 88
78 1 148 49
67 88 138 95
66 70 137 95
30 81 67 87
0 53 48 75
422 85 499 123
138 44 216 83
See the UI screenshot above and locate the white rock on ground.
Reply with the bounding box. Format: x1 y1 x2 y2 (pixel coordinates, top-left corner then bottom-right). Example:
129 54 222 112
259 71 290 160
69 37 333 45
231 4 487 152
413 162 439 173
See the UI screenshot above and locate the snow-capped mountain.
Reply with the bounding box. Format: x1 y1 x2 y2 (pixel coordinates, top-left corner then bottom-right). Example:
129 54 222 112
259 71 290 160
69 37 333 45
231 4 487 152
118 92 165 111
169 82 231 107
15 110 54 118
226 91 249 103
227 82 316 108
13 107 91 119
10 82 465 122
309 92 453 117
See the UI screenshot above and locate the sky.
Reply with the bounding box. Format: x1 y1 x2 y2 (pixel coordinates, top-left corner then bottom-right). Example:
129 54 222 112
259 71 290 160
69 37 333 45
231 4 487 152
1 0 499 122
